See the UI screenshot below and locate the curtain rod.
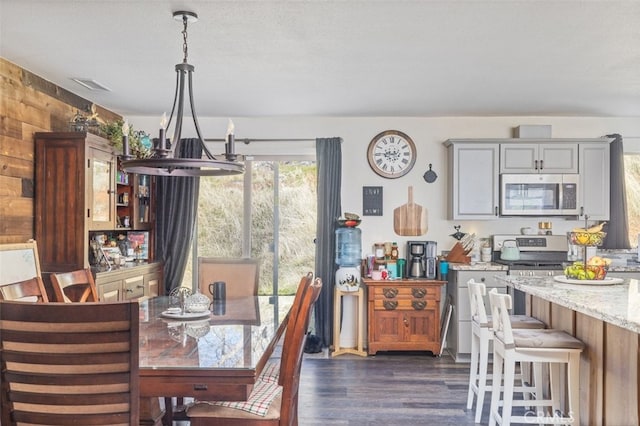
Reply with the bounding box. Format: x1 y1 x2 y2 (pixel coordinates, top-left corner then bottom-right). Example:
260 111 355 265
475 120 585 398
204 138 315 144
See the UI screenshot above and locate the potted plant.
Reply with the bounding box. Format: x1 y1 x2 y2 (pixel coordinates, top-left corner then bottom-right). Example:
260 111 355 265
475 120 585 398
100 119 152 159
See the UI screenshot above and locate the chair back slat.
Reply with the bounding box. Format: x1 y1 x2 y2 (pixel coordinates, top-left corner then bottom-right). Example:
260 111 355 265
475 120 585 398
279 277 322 425
258 272 313 382
488 289 515 345
50 268 99 302
0 300 139 425
0 277 49 303
467 279 489 325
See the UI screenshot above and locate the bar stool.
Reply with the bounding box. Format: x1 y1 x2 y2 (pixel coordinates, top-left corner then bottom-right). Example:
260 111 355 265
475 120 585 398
488 289 584 426
466 280 546 423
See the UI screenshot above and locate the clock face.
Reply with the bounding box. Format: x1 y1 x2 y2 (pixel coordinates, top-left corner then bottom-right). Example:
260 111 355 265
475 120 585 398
367 130 416 178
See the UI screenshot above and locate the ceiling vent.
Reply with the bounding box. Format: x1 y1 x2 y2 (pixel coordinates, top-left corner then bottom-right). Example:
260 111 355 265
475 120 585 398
71 78 111 92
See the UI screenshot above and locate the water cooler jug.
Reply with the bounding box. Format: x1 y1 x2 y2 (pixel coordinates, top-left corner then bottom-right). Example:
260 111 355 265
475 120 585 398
335 225 362 348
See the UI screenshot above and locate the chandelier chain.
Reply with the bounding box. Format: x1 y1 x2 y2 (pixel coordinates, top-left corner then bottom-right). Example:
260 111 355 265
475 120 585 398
182 15 189 63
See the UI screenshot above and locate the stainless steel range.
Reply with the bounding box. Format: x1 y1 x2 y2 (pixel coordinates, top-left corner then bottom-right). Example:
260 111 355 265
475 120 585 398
492 234 569 313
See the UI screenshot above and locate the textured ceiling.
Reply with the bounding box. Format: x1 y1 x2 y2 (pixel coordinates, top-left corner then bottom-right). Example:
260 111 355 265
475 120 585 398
2 0 640 118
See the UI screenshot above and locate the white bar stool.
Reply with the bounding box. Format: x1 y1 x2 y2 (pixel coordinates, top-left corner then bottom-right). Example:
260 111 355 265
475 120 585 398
466 279 546 423
488 289 584 426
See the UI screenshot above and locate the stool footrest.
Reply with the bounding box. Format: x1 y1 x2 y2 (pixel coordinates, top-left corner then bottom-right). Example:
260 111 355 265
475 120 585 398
495 414 575 425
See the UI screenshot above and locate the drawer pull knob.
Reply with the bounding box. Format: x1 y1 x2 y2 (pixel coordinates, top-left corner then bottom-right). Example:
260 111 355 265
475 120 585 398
412 288 427 298
383 288 398 298
193 384 208 391
383 300 398 310
412 300 427 310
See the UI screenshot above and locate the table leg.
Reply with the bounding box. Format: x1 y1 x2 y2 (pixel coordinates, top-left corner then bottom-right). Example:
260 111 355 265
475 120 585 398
140 397 164 426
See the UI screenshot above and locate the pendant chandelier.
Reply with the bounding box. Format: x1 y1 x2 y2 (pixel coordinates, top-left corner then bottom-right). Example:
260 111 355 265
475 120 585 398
120 11 244 177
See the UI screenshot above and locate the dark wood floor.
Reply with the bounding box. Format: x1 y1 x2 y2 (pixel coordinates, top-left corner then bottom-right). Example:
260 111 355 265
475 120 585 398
173 350 487 425
296 350 485 425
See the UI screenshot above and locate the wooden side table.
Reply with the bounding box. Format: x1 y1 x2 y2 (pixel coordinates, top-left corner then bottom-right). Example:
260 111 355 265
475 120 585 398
332 287 367 357
363 279 445 355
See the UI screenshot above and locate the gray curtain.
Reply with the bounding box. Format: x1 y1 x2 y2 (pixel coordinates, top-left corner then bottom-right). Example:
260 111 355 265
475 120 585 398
155 139 202 294
602 134 631 249
314 137 342 347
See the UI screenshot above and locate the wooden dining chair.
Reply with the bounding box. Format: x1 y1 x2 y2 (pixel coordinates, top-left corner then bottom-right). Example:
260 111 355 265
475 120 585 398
0 276 49 302
50 267 99 302
164 271 315 425
0 299 140 426
186 277 323 425
198 257 260 299
259 271 314 384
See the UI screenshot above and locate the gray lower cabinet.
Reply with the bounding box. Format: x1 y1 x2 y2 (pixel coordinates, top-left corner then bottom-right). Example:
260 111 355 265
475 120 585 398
446 269 507 362
95 262 162 301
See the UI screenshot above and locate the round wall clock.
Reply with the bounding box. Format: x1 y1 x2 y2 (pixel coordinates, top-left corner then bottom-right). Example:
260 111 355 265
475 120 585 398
367 130 417 179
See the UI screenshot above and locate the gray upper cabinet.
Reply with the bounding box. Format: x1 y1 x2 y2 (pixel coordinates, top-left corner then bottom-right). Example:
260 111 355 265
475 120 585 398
445 141 499 220
445 138 611 220
500 143 578 174
579 142 610 220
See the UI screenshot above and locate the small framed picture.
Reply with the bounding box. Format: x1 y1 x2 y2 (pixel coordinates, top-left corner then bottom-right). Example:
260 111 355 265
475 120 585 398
128 231 149 260
363 186 383 216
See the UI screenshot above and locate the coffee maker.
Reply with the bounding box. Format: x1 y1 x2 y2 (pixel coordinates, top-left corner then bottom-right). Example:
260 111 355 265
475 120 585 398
407 241 437 279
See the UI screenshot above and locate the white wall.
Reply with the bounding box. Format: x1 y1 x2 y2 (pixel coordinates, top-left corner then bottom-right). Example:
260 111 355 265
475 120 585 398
128 115 640 259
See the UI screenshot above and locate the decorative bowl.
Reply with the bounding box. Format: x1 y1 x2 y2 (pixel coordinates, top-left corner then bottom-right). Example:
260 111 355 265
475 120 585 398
569 231 606 246
185 291 211 313
337 218 361 227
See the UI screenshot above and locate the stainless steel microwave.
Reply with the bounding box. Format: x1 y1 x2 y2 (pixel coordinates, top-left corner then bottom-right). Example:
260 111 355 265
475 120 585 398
500 174 580 216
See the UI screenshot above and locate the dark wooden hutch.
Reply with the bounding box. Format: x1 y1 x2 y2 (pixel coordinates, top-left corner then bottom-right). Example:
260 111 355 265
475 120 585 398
34 131 161 300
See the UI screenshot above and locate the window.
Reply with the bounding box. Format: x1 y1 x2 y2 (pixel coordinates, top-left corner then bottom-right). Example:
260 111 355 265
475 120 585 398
181 155 317 296
624 152 640 246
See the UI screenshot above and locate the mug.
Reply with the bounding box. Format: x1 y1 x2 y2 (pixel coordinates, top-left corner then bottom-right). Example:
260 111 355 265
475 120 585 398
380 269 389 280
371 270 383 280
209 281 226 301
212 299 226 316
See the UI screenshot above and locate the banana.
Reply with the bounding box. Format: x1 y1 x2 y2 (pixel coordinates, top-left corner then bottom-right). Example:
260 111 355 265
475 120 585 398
572 222 606 234
587 222 606 233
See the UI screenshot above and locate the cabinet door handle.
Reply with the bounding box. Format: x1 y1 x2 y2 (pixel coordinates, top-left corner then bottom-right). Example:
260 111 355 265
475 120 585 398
412 288 426 298
403 314 409 327
383 288 398 298
412 300 427 310
383 300 398 310
534 159 539 170
494 206 498 216
480 277 485 282
539 159 544 170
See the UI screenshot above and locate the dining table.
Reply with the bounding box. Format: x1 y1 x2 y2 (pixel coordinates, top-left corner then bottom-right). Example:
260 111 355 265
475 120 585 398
137 294 293 426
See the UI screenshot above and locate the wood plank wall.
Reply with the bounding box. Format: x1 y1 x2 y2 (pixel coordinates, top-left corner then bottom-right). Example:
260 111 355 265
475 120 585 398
0 58 120 244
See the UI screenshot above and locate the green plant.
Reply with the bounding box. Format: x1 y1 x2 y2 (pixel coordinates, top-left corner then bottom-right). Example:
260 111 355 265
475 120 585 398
100 120 152 159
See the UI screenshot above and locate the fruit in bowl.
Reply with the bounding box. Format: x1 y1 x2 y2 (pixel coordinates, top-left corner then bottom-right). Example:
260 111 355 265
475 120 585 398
563 256 611 280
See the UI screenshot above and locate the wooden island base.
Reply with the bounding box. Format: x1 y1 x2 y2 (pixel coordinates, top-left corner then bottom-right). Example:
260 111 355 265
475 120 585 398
528 295 639 425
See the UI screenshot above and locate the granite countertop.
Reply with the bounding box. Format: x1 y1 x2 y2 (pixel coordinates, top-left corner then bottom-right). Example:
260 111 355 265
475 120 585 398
449 262 509 271
496 275 640 334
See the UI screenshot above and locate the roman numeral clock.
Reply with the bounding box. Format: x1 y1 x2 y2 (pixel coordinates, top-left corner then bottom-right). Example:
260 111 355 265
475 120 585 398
367 130 416 178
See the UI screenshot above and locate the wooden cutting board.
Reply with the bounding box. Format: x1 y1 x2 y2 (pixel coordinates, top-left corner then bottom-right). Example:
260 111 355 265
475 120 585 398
394 186 428 236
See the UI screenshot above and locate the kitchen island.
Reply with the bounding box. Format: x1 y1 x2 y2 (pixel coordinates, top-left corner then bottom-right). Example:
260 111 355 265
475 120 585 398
496 275 639 426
